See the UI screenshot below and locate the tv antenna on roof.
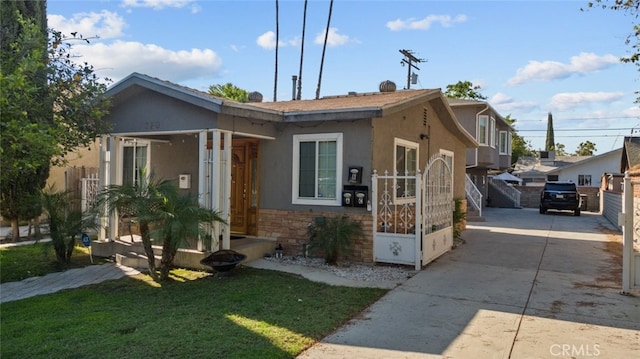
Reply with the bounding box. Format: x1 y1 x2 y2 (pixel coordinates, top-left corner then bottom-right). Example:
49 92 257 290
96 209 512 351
399 49 426 89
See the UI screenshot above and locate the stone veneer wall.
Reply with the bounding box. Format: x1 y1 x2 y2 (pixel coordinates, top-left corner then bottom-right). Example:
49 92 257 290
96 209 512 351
258 209 374 263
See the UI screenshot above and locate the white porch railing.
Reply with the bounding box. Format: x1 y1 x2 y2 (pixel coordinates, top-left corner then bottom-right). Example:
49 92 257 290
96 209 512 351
489 177 521 208
80 174 100 212
465 174 482 217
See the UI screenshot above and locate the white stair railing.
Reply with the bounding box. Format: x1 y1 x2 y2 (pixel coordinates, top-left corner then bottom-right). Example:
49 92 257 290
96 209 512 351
465 174 482 217
489 178 521 208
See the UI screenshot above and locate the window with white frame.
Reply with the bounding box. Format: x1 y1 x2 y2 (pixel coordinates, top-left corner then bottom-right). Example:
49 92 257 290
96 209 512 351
292 133 343 205
122 140 149 186
578 174 592 186
499 131 511 155
394 138 418 199
477 115 488 145
440 149 454 184
490 117 496 148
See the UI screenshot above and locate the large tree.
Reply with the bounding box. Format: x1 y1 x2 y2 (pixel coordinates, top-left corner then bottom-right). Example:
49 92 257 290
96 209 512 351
208 83 249 102
444 80 487 100
576 140 597 155
0 1 111 241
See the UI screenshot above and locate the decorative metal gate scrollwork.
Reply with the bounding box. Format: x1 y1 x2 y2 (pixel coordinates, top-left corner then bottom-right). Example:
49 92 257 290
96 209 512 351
372 153 453 270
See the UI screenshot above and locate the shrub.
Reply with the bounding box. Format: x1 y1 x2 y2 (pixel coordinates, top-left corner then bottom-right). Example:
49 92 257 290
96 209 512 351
306 215 364 265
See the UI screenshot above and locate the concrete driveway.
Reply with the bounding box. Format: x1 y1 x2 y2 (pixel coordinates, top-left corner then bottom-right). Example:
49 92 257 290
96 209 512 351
299 208 640 358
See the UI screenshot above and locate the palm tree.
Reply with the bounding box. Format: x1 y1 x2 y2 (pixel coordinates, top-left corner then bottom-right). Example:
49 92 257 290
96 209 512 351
274 0 279 101
154 187 224 280
296 0 308 100
96 171 171 281
315 0 334 99
96 171 225 282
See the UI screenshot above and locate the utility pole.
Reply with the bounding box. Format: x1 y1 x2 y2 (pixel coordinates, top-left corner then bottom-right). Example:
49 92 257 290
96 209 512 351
399 49 426 89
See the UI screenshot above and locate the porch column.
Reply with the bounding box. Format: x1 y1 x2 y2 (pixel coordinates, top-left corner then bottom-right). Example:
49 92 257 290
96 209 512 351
98 135 110 241
210 130 222 251
197 130 207 251
221 131 232 250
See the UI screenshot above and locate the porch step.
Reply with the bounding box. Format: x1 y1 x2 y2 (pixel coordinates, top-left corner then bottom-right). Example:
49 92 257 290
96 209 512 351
232 237 277 264
115 252 160 269
467 215 486 222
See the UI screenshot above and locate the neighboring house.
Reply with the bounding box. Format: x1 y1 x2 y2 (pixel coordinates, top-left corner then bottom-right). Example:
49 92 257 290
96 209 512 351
513 149 622 211
96 73 477 266
447 98 514 213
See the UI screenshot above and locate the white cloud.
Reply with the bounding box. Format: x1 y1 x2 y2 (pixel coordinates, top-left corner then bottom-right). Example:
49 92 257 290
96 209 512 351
549 91 625 111
508 52 619 86
386 14 468 31
314 27 350 47
257 31 277 50
491 92 512 105
121 0 195 10
48 11 126 39
70 40 223 83
256 31 300 50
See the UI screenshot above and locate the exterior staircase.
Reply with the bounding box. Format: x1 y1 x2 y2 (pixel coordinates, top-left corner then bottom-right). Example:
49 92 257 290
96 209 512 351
465 174 485 222
488 178 521 208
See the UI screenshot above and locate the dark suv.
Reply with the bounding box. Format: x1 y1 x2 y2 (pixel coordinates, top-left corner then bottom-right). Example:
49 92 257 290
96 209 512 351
539 181 581 216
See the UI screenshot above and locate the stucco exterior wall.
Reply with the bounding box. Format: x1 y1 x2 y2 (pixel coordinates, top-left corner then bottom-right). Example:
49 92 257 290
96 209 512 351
372 103 468 199
259 118 373 212
150 134 200 193
47 140 100 191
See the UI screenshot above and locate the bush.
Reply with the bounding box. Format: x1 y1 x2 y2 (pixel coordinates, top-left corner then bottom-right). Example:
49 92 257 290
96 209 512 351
306 215 364 265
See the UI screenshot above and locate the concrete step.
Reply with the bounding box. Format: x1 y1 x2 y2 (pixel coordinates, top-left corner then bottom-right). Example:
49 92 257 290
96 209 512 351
231 237 277 264
115 252 160 269
467 216 486 222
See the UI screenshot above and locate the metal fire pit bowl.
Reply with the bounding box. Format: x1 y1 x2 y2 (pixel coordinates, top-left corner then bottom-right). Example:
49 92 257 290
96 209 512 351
200 249 247 272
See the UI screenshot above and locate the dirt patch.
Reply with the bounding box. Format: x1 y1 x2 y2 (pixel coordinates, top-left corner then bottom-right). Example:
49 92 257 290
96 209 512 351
573 225 622 289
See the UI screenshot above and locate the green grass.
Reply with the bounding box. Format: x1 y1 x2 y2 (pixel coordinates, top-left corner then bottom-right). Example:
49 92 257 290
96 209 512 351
0 242 108 283
1 267 387 358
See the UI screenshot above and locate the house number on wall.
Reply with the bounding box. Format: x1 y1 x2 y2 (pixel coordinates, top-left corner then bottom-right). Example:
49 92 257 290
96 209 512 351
145 121 160 130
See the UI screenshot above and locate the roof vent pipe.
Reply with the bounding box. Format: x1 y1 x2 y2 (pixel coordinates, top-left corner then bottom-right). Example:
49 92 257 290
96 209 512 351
292 75 298 100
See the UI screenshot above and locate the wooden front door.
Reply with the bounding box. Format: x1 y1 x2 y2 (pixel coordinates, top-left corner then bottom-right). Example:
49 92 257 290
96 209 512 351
230 139 259 234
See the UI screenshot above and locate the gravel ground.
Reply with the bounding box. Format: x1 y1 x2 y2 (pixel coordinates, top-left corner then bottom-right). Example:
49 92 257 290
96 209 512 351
263 237 466 283
263 256 418 282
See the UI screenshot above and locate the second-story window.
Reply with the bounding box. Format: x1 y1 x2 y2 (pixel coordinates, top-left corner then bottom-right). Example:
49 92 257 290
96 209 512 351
478 115 488 145
499 131 511 155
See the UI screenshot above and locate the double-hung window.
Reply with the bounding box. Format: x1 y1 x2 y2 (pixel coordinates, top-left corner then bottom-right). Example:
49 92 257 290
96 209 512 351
477 115 488 145
292 133 343 205
395 138 418 200
122 140 149 186
489 117 496 148
499 131 511 155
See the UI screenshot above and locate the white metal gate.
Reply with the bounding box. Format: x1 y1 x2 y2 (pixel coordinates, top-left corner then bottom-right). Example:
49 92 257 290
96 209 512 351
372 154 453 270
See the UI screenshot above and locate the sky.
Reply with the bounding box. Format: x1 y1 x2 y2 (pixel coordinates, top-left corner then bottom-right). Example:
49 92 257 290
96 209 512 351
47 0 640 155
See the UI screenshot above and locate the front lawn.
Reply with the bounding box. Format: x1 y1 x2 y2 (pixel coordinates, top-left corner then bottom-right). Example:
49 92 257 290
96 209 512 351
0 242 107 283
1 267 387 358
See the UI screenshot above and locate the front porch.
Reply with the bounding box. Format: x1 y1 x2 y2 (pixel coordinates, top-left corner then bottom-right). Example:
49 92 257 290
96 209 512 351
91 235 277 271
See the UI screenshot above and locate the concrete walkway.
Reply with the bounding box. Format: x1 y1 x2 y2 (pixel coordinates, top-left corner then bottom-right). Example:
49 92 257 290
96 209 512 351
0 263 141 303
298 208 640 358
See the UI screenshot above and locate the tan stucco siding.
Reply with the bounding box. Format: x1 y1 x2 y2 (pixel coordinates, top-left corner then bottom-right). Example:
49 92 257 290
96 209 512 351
47 140 101 191
372 102 468 199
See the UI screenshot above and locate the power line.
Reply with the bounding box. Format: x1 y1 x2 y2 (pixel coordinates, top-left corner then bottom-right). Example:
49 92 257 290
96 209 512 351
518 127 634 132
516 115 638 122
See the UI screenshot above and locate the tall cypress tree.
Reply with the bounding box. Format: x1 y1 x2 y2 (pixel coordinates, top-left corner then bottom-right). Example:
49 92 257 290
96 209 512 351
545 112 555 151
1 0 50 240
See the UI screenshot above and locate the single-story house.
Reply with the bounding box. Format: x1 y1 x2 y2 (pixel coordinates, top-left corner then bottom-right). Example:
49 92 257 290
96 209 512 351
96 73 477 267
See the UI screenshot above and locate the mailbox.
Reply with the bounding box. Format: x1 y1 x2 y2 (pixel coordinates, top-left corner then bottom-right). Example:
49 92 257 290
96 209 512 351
354 191 368 208
342 191 354 207
348 166 363 184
